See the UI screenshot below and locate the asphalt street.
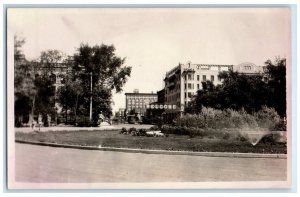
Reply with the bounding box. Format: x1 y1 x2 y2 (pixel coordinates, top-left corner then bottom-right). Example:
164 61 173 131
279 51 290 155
15 143 287 183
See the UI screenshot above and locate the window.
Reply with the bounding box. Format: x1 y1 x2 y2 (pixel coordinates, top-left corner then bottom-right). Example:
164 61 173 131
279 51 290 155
197 84 200 89
188 74 191 80
188 83 192 89
184 84 187 90
188 92 192 98
211 75 214 82
184 75 187 81
203 75 206 82
197 75 199 81
184 92 187 99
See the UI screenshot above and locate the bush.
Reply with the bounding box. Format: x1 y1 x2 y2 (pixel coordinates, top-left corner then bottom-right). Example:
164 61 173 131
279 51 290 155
149 125 159 131
222 131 231 140
260 133 276 145
174 114 206 128
165 106 284 139
137 129 147 136
120 127 127 134
273 118 287 131
128 127 137 134
77 117 93 127
255 106 281 130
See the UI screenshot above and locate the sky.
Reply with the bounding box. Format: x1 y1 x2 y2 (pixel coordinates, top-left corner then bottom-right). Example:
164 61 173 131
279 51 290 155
8 8 291 113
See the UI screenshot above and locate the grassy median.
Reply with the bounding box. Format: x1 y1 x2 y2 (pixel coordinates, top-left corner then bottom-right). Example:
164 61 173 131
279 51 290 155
15 129 286 154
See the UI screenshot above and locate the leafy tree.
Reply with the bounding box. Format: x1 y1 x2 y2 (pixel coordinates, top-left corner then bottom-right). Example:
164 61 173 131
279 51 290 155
190 57 286 117
14 36 36 126
28 50 68 126
69 43 132 124
58 79 83 124
264 57 286 117
33 73 56 126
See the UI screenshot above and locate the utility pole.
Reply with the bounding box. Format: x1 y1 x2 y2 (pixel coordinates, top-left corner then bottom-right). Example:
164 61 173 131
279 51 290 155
89 72 93 121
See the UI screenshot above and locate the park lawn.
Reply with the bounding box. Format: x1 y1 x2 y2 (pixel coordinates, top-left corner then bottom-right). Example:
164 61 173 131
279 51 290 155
15 130 287 154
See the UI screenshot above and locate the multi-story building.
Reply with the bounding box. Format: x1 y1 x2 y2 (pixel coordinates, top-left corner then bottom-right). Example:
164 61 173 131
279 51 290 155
163 61 233 113
125 89 158 116
233 62 264 75
157 89 165 104
162 61 268 118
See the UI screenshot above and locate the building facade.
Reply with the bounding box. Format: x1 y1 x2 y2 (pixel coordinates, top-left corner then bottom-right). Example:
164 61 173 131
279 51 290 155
125 90 158 116
163 61 233 113
233 62 264 75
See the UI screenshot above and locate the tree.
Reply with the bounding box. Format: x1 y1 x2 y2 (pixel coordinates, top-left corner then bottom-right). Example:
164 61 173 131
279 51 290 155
192 71 270 114
70 43 132 124
14 35 36 126
191 57 286 117
57 79 83 124
264 57 286 117
33 73 56 126
39 50 66 74
31 50 66 126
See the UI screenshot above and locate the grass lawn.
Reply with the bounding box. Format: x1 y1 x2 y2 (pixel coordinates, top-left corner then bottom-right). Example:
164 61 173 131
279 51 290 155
15 130 287 154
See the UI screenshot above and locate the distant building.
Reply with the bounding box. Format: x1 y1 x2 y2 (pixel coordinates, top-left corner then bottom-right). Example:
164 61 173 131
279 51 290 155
125 90 157 116
118 108 125 117
157 89 165 104
233 62 264 75
163 61 233 113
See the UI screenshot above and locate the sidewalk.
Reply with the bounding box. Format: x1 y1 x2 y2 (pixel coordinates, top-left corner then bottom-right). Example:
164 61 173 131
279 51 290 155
15 124 154 133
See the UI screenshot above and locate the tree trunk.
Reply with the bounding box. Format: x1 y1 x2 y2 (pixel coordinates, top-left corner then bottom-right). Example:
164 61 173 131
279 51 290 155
28 95 36 126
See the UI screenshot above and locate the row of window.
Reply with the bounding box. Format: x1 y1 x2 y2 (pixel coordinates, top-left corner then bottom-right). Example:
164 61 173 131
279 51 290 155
166 93 180 103
243 66 252 70
126 96 157 100
185 74 220 82
184 92 195 99
127 104 146 109
127 99 157 102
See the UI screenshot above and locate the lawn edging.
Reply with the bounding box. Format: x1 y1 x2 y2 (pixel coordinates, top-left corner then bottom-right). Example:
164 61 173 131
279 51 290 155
15 140 287 159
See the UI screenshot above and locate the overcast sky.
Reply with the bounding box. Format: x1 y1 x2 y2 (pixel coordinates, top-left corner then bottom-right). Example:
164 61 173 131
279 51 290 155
8 8 291 113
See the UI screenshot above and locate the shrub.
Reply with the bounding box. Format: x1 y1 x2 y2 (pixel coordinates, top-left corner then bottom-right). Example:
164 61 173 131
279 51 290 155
120 127 127 134
255 106 281 130
260 133 276 145
149 125 159 131
223 132 230 140
128 127 137 134
273 118 287 131
77 117 93 127
137 129 147 136
174 114 206 128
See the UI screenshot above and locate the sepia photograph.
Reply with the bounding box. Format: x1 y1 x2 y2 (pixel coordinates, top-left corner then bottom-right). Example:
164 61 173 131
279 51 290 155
6 6 292 190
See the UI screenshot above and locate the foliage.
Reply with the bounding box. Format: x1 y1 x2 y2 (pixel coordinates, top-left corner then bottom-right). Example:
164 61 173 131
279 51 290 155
66 43 132 125
76 116 94 127
14 36 36 126
170 107 285 137
254 106 281 131
149 125 159 131
120 127 128 134
264 58 286 117
190 57 286 118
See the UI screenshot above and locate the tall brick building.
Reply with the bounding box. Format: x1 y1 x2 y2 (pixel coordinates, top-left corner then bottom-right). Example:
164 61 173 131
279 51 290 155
125 89 157 116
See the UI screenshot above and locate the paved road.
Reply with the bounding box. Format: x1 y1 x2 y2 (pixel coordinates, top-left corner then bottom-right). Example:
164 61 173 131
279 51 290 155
15 143 287 183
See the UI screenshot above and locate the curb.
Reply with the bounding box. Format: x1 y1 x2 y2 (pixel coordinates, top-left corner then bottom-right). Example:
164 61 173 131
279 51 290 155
15 140 287 159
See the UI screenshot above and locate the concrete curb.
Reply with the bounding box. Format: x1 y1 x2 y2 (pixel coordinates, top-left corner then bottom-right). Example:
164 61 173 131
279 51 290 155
15 140 287 159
